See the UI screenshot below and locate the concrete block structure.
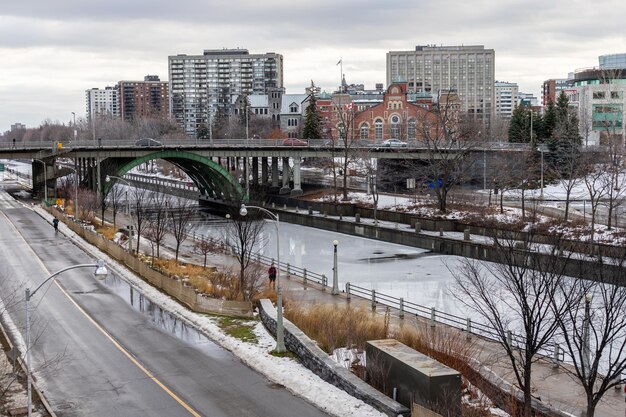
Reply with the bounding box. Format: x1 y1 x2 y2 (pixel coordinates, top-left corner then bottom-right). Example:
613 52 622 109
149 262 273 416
366 339 461 416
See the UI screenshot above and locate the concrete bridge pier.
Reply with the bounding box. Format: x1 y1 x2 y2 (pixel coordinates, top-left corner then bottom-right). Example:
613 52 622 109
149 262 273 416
261 157 269 186
291 158 303 196
270 157 280 193
279 157 291 195
252 156 259 187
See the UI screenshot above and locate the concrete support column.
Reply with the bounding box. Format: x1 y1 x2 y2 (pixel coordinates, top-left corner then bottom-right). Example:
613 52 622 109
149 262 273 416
261 157 269 185
270 157 280 192
291 157 303 196
280 157 291 194
252 157 259 186
243 156 249 193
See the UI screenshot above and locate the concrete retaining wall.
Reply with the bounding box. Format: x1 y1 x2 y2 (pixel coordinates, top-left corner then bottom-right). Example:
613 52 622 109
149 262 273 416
257 300 410 417
49 208 253 317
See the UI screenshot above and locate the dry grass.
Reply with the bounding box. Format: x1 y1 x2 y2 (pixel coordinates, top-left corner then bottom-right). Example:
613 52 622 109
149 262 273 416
95 224 118 240
285 304 388 353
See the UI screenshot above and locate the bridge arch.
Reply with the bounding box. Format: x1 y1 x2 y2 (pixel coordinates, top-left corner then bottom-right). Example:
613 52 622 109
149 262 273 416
103 150 246 202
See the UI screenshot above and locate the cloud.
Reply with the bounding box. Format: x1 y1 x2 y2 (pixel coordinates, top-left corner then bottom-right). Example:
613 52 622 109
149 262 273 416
2 0 626 130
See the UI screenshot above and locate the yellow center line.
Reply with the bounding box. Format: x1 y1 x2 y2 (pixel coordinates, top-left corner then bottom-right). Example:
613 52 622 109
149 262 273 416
0 208 201 417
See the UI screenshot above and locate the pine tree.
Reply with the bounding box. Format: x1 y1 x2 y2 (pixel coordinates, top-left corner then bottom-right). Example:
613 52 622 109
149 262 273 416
547 92 582 175
302 95 321 139
541 100 557 141
508 105 531 143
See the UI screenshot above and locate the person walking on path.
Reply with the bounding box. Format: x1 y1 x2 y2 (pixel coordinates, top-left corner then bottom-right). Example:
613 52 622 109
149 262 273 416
52 217 59 233
267 262 277 290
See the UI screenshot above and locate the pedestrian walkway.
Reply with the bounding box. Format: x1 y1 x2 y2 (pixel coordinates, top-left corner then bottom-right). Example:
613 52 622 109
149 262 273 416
105 208 625 417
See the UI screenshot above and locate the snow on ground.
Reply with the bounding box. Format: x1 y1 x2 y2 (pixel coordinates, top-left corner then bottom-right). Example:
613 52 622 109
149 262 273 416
33 206 387 417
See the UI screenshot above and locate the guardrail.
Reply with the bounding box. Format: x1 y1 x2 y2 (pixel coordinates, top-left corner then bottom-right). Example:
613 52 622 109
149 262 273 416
345 281 567 363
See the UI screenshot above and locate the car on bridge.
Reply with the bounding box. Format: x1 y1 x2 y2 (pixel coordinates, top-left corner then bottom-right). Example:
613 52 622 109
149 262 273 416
282 138 308 146
135 138 162 147
381 139 407 148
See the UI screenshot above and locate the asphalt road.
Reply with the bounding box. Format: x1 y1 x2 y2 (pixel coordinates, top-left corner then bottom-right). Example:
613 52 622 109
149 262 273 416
0 186 328 417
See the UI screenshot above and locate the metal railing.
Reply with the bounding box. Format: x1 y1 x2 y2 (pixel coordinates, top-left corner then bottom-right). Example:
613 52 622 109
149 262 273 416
344 281 568 362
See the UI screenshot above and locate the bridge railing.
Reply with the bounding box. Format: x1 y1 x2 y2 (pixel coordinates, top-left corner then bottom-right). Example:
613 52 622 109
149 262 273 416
0 138 539 151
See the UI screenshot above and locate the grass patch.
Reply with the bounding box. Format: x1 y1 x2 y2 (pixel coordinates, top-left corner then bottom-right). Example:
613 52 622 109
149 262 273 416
216 317 258 343
269 350 295 358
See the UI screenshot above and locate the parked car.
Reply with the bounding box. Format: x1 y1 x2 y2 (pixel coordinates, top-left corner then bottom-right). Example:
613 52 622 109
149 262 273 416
381 139 407 147
282 138 308 146
135 138 162 147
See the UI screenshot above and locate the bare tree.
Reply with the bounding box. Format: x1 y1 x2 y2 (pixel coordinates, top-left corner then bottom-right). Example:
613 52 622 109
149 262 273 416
331 95 359 201
146 185 171 258
105 183 125 229
554 258 626 417
194 236 220 269
131 187 152 253
582 155 610 243
411 92 477 212
451 231 574 417
223 209 268 300
167 197 196 262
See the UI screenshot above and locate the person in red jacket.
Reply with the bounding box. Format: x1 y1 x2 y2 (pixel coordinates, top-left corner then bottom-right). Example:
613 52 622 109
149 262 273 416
267 262 277 290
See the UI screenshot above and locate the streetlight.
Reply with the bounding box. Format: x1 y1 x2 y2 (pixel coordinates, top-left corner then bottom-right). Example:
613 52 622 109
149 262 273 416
25 260 108 417
537 144 546 199
582 292 593 377
33 159 47 204
332 240 339 295
105 175 133 250
65 166 80 222
71 112 77 143
238 203 285 353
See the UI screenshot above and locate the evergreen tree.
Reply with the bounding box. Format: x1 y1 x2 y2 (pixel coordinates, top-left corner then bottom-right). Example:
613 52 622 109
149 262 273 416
547 92 582 175
302 95 321 139
541 100 557 141
196 123 209 140
212 107 227 139
238 95 251 127
508 104 531 143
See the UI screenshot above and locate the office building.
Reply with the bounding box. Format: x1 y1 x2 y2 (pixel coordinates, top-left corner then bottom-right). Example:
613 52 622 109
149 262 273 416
386 45 495 121
168 49 283 137
118 75 169 122
494 81 518 118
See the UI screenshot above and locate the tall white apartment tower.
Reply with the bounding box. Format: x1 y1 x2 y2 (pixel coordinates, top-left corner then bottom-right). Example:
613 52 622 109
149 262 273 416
386 45 495 122
168 48 284 137
85 86 119 120
494 81 519 119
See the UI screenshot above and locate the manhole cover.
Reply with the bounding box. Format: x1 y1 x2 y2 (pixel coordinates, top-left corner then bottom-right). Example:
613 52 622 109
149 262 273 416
55 401 75 410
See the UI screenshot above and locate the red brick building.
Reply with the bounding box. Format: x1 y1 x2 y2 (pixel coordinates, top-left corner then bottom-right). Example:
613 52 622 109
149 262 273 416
325 80 458 143
118 75 169 122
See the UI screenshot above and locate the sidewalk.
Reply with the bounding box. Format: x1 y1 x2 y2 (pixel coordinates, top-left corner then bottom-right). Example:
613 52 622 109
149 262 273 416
108 209 626 417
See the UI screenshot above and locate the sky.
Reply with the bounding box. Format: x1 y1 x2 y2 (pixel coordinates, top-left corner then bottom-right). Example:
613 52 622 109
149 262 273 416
2 0 626 132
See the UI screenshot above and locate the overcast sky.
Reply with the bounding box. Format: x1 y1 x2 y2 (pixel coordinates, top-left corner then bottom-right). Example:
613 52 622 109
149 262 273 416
2 0 625 132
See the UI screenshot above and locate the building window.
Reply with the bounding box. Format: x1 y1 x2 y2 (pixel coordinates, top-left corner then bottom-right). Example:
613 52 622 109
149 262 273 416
290 104 299 113
288 118 298 127
593 91 606 99
408 119 416 140
360 124 369 140
390 115 400 139
611 91 624 99
375 120 383 141
337 123 346 140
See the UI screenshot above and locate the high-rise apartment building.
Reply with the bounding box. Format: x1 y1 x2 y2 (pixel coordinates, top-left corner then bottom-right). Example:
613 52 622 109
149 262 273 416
85 86 119 120
118 75 169 122
386 45 495 121
168 49 284 137
541 78 572 105
494 81 518 118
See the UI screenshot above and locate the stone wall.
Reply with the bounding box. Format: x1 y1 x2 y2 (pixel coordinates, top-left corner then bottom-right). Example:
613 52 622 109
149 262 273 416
258 299 410 417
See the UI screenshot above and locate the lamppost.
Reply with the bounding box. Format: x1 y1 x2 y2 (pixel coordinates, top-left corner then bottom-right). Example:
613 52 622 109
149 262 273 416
25 260 108 417
105 175 133 250
537 144 546 199
332 240 339 295
33 159 47 204
71 112 77 143
582 293 593 377
65 166 80 222
238 203 285 353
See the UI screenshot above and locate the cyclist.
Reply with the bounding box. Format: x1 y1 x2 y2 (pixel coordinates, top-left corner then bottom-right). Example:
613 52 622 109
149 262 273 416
52 218 59 232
